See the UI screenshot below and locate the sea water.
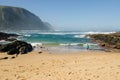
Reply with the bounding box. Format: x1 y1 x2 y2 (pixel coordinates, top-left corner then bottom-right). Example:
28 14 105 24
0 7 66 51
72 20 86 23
4 30 114 52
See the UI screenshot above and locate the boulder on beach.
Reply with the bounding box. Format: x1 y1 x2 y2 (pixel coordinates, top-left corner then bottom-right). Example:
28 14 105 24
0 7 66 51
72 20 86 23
0 40 33 56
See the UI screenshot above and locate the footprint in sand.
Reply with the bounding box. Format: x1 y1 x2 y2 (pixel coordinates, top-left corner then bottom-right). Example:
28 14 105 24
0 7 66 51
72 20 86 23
84 69 88 71
14 74 17 77
36 68 39 70
93 75 100 78
110 66 113 68
3 69 9 72
85 73 92 76
17 76 26 80
36 73 39 75
117 65 120 68
42 63 45 65
68 72 72 75
116 72 119 74
5 78 9 80
98 67 104 70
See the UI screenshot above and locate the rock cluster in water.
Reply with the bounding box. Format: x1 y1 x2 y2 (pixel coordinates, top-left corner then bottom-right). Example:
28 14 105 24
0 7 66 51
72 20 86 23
90 32 120 51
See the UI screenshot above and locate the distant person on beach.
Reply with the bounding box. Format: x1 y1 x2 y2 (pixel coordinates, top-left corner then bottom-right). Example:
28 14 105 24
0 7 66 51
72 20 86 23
86 44 89 50
84 43 89 50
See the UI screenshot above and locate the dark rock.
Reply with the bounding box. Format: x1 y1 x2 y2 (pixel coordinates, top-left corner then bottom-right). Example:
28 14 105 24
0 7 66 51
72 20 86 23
39 51 42 54
90 32 120 51
100 43 105 47
0 32 18 41
0 44 12 52
0 40 33 56
7 48 19 55
3 57 8 59
11 56 16 59
19 47 27 54
0 57 8 60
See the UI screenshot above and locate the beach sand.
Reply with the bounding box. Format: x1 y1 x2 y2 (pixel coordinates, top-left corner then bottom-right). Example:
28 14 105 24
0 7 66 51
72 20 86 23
0 51 120 80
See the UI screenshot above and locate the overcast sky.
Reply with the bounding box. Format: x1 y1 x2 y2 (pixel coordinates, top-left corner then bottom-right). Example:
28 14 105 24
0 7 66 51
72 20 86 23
0 0 120 31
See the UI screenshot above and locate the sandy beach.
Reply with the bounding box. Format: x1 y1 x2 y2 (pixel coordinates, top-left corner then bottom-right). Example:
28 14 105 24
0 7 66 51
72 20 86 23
0 51 120 80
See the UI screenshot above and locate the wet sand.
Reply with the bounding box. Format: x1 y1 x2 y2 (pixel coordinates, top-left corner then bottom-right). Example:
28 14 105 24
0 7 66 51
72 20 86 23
0 51 120 80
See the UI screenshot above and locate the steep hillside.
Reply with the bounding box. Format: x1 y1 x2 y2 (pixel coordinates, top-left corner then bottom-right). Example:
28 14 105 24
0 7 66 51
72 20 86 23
0 6 53 30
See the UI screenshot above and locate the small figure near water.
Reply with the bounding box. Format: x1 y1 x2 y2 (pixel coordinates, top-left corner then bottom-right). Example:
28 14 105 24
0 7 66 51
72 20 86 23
86 44 89 50
84 43 90 50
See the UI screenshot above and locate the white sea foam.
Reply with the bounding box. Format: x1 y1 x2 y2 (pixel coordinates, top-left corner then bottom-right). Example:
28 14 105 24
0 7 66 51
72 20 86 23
10 31 116 36
24 34 31 37
1 30 116 34
0 40 11 44
0 40 6 42
70 43 81 46
39 33 67 35
74 35 86 38
82 31 115 34
35 31 115 36
59 43 69 46
59 43 83 46
31 43 43 46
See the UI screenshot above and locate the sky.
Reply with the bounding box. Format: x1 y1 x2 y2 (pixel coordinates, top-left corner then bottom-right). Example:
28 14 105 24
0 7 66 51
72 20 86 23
0 0 120 31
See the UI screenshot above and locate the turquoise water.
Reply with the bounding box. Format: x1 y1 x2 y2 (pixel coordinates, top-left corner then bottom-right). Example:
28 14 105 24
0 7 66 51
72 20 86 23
17 31 90 44
13 31 105 50
21 33 91 45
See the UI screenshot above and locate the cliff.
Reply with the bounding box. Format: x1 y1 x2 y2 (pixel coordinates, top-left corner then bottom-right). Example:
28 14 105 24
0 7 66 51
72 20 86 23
0 6 53 30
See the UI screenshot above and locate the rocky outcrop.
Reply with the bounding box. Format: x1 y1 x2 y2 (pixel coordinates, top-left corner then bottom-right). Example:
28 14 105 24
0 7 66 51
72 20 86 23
90 32 120 51
0 40 33 56
0 6 53 30
0 32 18 41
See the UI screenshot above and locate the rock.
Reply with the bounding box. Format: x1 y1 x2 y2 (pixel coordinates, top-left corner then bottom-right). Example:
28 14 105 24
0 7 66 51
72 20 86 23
19 46 27 54
7 48 19 55
0 32 18 41
90 32 120 51
0 57 8 60
99 43 105 47
11 56 16 59
0 40 33 56
38 51 42 54
0 44 12 52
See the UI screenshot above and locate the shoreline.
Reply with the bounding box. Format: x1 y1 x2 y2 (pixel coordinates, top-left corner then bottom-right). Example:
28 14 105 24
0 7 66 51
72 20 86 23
32 42 105 54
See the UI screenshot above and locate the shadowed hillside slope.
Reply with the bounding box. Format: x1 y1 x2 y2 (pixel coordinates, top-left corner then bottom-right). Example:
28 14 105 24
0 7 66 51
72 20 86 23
0 6 53 30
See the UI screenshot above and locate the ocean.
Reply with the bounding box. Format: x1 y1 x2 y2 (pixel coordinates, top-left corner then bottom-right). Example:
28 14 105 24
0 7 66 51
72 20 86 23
3 30 114 53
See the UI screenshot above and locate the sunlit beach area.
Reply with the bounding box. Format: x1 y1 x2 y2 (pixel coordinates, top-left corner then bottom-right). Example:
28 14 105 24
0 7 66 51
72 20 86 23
0 0 120 80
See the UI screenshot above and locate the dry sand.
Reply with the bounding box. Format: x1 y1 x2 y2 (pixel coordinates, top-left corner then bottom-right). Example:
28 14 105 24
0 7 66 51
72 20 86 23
0 51 120 80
